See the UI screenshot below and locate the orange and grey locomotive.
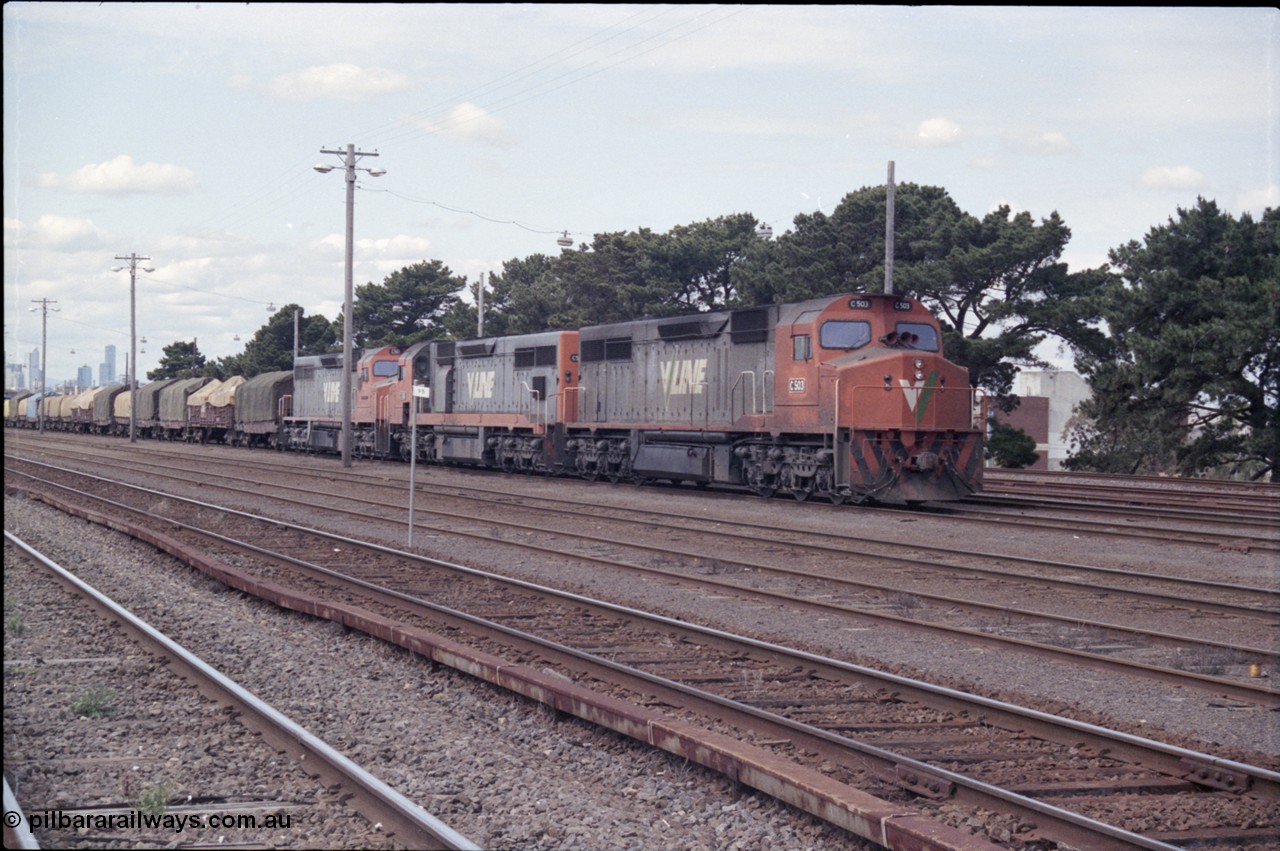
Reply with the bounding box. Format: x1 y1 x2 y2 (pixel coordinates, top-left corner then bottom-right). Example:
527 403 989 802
336 292 984 504
10 291 983 505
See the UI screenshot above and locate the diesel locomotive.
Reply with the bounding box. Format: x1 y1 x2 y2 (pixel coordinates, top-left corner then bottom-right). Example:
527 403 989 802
8 291 984 504
282 291 985 504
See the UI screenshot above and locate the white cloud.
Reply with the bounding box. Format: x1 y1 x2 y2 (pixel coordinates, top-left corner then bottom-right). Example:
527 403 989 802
405 102 512 147
5 214 105 249
905 117 964 149
1236 184 1280 214
36 155 198 195
310 233 432 261
1004 130 1073 156
265 63 409 103
1137 165 1207 190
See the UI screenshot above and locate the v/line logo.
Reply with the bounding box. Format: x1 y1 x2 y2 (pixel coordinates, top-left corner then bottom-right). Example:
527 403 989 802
466 370 496 399
898 371 939 423
659 356 708 404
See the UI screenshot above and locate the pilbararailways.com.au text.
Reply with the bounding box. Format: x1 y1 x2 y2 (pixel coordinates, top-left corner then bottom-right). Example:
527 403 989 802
9 809 292 834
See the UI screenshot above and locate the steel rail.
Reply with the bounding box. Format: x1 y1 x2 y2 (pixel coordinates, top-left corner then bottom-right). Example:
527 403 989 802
14 447 1274 607
9 461 1279 707
12 470 1280 808
4 531 479 851
6 494 1185 850
3 777 41 850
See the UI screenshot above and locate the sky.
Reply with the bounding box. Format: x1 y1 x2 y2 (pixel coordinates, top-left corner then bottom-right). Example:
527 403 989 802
4 4 1277 388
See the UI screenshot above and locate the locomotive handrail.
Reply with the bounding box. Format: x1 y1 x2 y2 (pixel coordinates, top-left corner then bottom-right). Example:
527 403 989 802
519 381 547 434
833 377 844 490
731 371 757 418
847 383 985 431
762 370 774 413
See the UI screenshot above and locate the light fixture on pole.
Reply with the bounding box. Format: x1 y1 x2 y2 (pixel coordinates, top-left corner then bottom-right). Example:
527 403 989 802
28 298 59 433
113 253 154 443
316 143 384 468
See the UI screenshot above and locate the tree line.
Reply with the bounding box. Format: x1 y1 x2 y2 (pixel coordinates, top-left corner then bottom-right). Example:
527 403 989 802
149 183 1278 482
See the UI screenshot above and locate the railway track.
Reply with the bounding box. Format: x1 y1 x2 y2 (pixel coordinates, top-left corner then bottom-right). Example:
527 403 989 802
3 532 478 851
16 431 1276 553
6 463 1278 848
985 469 1280 506
9 449 1277 708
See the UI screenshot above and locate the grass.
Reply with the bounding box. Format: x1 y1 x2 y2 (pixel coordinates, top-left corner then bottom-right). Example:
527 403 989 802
70 686 117 718
137 782 170 817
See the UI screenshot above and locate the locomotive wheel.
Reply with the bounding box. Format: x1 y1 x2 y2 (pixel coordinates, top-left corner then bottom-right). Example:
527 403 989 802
792 487 811 502
754 485 776 499
827 491 847 506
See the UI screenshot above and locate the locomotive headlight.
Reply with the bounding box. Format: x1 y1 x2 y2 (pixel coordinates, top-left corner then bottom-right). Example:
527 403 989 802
914 370 925 380
914 359 924 369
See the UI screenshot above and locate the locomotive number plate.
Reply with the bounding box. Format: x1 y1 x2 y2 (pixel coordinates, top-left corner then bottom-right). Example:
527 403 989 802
848 297 872 310
789 378 806 393
893 300 914 311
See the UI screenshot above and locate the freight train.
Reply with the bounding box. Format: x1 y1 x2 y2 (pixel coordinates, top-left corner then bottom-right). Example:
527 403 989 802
6 292 985 504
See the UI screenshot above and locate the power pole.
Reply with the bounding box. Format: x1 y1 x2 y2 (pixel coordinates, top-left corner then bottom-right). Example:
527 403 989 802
884 161 895 295
114 253 153 443
318 144 382 468
29 298 58 433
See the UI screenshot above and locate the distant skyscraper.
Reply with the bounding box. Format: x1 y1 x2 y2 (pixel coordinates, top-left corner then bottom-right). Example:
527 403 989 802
101 344 117 384
77 365 93 388
28 348 41 392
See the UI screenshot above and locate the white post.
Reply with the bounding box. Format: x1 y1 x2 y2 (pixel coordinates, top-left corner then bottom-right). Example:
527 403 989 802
407 383 429 546
408 411 417 547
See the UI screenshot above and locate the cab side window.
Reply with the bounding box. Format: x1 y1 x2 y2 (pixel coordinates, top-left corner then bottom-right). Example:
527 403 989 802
792 335 812 361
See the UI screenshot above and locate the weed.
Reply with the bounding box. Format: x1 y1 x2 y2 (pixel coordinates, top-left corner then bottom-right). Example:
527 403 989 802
70 686 117 718
5 612 25 637
137 783 170 817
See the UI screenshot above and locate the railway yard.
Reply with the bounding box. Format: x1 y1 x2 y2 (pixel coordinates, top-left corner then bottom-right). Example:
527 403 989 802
4 431 1278 850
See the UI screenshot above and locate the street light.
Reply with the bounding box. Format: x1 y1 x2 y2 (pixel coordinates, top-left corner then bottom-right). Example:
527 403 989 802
113 253 154 443
316 143 384 468
28 298 58 433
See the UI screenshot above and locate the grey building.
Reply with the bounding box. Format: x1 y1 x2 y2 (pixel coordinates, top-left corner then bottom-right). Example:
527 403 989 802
100 344 118 385
28 348 41 392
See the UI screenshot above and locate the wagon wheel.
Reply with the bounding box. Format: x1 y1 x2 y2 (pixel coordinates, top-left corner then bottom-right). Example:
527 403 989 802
827 490 847 506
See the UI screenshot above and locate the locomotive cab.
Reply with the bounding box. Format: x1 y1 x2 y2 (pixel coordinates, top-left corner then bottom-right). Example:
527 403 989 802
352 346 408 457
769 293 983 503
